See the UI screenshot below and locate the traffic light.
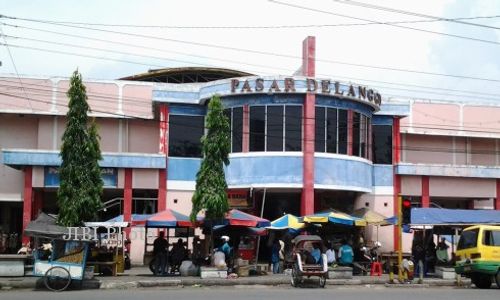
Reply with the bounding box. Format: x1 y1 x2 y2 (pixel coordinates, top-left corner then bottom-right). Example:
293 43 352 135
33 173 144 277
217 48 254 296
402 199 412 224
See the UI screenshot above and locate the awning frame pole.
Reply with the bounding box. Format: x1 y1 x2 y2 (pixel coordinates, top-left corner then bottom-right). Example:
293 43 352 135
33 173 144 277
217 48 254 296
254 188 267 271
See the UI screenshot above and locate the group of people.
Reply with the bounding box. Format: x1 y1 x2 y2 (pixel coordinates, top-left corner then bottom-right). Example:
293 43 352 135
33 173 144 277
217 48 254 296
411 233 451 276
152 232 188 276
270 237 355 274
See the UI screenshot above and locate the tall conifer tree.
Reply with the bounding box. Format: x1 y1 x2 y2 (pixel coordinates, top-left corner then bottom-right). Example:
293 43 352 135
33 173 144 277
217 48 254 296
57 70 103 226
190 95 231 222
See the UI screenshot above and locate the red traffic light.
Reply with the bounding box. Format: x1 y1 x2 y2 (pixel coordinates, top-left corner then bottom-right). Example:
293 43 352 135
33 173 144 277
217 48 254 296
402 199 411 208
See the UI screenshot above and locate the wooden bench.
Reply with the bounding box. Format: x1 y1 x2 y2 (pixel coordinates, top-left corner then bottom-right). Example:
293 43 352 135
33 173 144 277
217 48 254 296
89 261 117 276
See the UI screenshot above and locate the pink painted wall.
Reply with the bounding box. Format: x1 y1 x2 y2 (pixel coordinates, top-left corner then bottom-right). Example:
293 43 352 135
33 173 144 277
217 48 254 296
57 81 120 115
401 176 422 196
37 116 54 150
404 134 454 164
463 106 500 133
95 118 120 152
0 78 53 112
128 119 159 153
166 190 194 217
132 169 159 189
122 84 153 119
430 177 496 198
470 137 496 165
0 114 39 199
406 103 460 135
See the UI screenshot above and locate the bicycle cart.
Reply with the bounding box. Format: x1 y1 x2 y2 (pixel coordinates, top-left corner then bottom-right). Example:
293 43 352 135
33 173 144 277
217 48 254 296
290 235 328 288
25 213 92 292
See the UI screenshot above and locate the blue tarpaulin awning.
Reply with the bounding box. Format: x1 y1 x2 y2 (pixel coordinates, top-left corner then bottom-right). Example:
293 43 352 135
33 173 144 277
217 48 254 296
410 208 500 226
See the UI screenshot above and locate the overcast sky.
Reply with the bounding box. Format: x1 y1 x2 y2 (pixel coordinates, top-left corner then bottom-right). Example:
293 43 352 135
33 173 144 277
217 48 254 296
1 0 499 104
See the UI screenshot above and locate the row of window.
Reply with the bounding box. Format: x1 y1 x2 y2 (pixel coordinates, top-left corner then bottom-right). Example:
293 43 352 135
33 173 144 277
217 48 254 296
168 106 393 164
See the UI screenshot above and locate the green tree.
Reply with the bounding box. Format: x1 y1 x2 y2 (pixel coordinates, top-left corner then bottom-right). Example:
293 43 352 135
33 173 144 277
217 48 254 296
57 70 103 226
190 95 231 222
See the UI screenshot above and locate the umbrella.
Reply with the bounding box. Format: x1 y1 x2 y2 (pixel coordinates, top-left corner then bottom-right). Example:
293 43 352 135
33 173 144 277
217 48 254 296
198 209 271 228
224 209 271 228
145 209 193 228
24 212 97 240
106 214 151 226
266 214 305 231
302 210 367 226
352 208 391 225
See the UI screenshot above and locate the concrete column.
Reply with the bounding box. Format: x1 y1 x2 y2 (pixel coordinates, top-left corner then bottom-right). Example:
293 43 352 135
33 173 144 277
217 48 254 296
158 104 168 211
22 167 33 244
301 36 316 216
242 104 249 153
421 176 430 208
124 169 133 224
496 179 500 210
347 110 353 156
392 118 401 251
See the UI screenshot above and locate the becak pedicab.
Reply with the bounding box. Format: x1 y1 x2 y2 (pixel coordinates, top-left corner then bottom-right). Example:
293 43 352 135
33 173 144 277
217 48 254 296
290 235 328 288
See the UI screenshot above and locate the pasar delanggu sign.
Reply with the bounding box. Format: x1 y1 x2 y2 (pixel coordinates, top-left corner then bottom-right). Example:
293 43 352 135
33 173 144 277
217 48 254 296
230 77 382 107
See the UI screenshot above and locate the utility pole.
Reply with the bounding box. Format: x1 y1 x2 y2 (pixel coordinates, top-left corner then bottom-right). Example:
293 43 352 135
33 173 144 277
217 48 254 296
397 194 403 281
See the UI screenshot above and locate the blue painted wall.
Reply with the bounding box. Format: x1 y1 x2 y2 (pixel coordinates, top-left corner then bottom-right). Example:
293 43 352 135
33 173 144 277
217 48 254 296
373 164 393 186
167 157 202 181
225 155 303 186
315 157 372 190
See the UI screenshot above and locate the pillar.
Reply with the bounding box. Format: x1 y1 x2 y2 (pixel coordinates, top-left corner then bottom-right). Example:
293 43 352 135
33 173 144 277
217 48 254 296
124 168 133 224
22 167 33 244
347 110 353 156
158 104 168 211
496 179 500 210
242 104 249 153
301 36 315 216
392 118 401 251
421 176 430 208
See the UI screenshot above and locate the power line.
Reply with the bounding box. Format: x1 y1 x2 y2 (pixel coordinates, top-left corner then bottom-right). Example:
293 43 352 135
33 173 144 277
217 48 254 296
3 17 500 83
8 22 500 99
269 0 500 46
3 13 500 29
0 25 32 111
333 0 500 30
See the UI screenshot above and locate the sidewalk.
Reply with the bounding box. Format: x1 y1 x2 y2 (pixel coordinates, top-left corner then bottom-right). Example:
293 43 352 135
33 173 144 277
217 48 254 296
0 266 471 290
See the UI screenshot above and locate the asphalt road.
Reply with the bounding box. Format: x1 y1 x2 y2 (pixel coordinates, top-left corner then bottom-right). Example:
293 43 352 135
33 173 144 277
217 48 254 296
1 286 499 300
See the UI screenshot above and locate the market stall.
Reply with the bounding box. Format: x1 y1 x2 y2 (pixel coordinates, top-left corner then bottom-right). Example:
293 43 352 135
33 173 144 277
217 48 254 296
143 209 194 275
84 221 129 276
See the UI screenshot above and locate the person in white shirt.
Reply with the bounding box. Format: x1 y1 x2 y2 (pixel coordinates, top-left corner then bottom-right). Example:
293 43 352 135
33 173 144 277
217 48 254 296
325 243 336 265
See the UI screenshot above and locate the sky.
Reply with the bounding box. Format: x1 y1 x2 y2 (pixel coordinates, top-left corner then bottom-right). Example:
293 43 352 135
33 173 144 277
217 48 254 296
1 0 500 104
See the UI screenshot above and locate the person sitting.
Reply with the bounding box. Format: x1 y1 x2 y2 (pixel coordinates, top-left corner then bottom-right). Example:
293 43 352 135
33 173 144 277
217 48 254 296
436 237 450 265
170 238 187 274
338 239 354 267
311 243 322 264
325 243 336 266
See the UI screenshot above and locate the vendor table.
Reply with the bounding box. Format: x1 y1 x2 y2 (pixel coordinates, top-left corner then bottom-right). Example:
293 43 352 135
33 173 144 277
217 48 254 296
0 254 28 277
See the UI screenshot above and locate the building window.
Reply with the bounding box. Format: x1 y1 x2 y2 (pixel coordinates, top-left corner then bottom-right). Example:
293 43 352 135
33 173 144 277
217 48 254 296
225 107 243 153
361 116 369 159
250 106 265 151
250 105 302 152
338 110 348 154
352 112 361 157
285 106 302 151
315 107 326 152
267 106 284 151
326 108 338 153
372 125 392 164
168 115 204 157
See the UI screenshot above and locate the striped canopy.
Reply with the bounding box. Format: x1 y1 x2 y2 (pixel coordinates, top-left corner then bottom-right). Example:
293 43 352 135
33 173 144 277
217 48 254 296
267 214 305 231
225 209 271 228
146 209 193 228
302 210 367 226
352 208 392 225
106 214 151 225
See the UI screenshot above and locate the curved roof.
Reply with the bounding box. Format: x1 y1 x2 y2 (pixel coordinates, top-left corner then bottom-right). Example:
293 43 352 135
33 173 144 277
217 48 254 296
120 67 253 83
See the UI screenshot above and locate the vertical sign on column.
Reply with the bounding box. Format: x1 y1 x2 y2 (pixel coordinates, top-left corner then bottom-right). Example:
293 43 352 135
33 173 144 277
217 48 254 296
158 104 168 211
22 167 33 244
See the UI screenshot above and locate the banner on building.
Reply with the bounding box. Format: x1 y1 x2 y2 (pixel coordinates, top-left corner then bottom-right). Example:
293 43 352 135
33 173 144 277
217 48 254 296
44 167 118 187
227 190 251 208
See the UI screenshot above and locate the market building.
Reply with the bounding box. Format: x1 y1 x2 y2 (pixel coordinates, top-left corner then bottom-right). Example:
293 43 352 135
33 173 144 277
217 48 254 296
1 37 499 262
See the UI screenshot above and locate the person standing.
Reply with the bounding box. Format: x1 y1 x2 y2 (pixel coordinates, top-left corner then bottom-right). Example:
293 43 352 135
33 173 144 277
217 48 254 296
271 239 281 274
153 231 168 276
338 239 354 266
